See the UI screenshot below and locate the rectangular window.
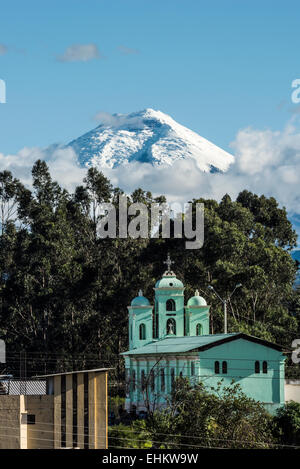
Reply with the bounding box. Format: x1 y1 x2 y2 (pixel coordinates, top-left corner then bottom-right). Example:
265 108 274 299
125 369 130 396
171 368 175 390
150 370 155 392
84 373 89 449
132 370 136 391
161 369 165 392
27 414 35 425
191 362 195 376
152 308 155 338
72 373 78 448
61 375 66 448
155 313 159 339
141 370 146 391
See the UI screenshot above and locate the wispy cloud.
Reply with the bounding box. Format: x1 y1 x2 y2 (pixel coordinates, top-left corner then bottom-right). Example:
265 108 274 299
118 45 140 55
0 44 8 56
57 44 101 62
93 110 145 128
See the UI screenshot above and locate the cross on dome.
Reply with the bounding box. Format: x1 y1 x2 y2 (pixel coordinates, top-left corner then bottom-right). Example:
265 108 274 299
163 253 174 273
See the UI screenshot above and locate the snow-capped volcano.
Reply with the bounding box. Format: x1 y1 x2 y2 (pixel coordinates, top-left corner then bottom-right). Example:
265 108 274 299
69 108 234 172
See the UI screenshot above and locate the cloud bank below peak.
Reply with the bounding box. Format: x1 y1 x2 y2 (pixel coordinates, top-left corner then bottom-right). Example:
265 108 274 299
0 117 300 234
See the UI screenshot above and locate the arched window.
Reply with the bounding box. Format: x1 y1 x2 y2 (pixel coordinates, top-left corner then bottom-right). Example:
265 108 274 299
166 299 176 311
255 361 260 374
263 361 268 374
166 318 176 335
196 323 202 336
214 361 220 374
191 362 195 376
171 368 175 390
161 369 165 392
222 361 227 374
139 323 146 340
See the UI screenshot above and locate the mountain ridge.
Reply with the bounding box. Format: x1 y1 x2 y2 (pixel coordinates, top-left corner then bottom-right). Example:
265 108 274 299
68 108 235 172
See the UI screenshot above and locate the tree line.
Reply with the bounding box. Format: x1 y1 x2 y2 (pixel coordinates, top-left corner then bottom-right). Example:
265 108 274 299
0 160 299 378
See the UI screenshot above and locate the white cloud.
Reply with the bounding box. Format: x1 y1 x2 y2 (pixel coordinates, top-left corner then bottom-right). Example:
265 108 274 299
118 45 139 55
92 118 300 215
57 44 101 62
0 117 300 234
0 44 7 55
0 145 86 192
94 111 146 129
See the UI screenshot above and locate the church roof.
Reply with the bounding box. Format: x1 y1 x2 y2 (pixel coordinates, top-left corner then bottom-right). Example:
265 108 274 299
187 290 207 306
155 274 184 289
121 333 286 356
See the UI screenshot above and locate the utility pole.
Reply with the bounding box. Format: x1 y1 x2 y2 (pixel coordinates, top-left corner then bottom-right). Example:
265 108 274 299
208 284 242 334
224 299 227 334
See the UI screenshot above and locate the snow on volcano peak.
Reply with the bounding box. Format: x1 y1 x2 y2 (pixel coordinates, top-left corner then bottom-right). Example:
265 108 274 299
68 108 234 172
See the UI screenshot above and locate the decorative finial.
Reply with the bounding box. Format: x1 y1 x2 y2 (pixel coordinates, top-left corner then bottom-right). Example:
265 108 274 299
163 252 174 273
138 289 143 297
195 289 199 296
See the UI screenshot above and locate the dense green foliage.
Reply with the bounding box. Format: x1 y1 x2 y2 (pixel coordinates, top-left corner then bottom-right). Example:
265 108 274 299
109 421 152 449
274 401 300 446
109 381 300 449
110 378 276 449
0 161 299 378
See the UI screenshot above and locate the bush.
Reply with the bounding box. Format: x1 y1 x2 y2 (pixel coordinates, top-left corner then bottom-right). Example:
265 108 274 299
274 401 300 447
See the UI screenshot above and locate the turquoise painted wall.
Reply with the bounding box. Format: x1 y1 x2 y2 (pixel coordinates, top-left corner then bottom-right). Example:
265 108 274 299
198 339 285 409
128 275 210 349
124 271 284 415
124 339 285 414
154 286 185 338
128 305 153 350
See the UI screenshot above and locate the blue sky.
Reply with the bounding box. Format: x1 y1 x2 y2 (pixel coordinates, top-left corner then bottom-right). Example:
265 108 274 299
1 0 300 154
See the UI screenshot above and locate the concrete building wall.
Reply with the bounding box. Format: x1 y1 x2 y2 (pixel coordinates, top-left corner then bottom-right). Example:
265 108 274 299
0 396 21 448
285 380 300 403
199 338 285 414
125 339 285 414
21 395 54 449
0 370 108 449
53 371 108 449
0 395 54 449
54 375 61 448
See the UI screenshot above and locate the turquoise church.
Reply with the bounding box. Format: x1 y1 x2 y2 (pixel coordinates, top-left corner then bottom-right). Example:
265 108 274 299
122 256 286 415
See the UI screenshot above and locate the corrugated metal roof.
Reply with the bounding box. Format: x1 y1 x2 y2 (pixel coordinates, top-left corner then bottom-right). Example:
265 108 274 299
34 367 112 378
121 333 286 356
121 333 239 355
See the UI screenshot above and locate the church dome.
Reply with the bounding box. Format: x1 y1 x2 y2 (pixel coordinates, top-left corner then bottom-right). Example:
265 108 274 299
131 290 150 306
155 274 184 289
187 290 207 306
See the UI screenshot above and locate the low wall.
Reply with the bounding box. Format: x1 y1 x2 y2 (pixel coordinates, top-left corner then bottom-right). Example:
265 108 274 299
285 380 300 403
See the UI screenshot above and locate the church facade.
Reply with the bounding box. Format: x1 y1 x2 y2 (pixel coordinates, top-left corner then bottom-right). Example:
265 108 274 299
122 257 286 415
